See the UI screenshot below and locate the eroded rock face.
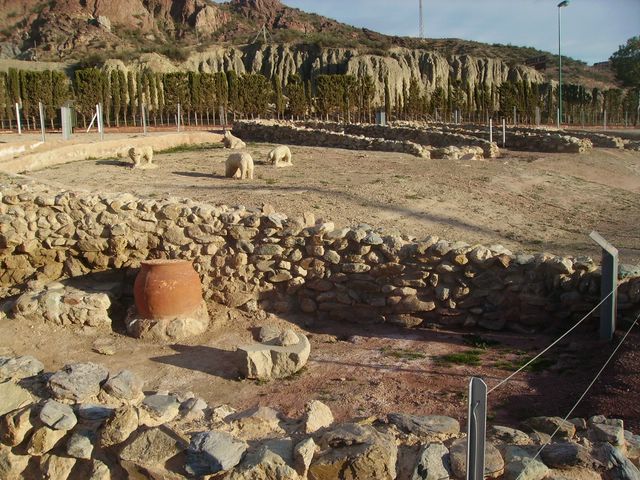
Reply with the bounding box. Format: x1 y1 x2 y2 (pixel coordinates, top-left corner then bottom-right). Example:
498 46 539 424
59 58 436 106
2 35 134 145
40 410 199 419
238 331 310 379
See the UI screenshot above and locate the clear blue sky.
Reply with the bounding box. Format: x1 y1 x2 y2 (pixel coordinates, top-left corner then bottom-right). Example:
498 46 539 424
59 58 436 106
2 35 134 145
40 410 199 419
223 0 640 65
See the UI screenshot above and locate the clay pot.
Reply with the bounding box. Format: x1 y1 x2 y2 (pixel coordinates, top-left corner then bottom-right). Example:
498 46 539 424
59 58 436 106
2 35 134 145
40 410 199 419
134 259 203 319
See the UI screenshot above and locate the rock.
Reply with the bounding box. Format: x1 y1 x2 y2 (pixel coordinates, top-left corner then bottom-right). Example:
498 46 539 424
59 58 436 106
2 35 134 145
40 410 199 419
411 443 451 480
600 443 640 480
100 406 138 447
230 406 285 441
488 425 533 446
76 404 114 421
27 426 67 455
0 444 30 480
102 370 143 402
388 314 424 328
449 438 504 478
0 356 44 381
0 381 33 416
293 438 316 476
89 459 111 480
227 441 300 480
309 423 397 480
66 431 94 459
304 400 334 433
39 399 77 431
503 445 549 480
40 453 76 479
625 430 640 464
186 430 248 476
92 338 116 356
238 332 310 379
48 362 109 403
0 405 33 446
139 394 180 426
591 423 625 446
119 427 184 467
540 442 597 468
388 413 460 441
524 416 576 440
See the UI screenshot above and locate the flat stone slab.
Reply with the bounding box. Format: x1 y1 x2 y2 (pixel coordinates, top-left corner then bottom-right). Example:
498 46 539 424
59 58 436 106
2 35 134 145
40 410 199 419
238 332 310 379
39 399 77 431
48 363 109 403
0 356 44 381
0 381 33 416
186 430 248 476
388 413 460 440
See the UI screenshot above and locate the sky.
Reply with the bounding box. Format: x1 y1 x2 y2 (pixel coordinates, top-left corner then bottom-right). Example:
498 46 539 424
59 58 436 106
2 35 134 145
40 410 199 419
222 0 640 65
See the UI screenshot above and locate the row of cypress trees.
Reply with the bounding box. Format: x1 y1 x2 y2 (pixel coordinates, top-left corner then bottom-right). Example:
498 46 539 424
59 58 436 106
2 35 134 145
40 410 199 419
0 67 637 128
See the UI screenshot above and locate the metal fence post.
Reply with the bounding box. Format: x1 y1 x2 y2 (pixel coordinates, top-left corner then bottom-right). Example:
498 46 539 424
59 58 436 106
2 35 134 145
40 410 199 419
589 231 618 341
96 103 104 141
177 103 181 132
15 103 22 135
61 106 72 140
141 103 147 136
38 102 46 142
466 377 487 480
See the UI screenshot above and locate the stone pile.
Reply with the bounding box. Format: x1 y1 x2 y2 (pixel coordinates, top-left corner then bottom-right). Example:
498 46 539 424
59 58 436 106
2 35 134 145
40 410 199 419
0 354 638 479
1 179 640 333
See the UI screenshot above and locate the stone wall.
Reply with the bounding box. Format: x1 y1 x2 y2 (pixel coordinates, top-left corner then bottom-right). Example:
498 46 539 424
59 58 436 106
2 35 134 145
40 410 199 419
233 120 499 159
1 178 639 333
2 355 638 479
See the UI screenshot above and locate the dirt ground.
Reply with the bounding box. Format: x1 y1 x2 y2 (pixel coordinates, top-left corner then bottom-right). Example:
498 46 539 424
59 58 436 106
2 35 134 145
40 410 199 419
1 139 640 432
23 142 640 265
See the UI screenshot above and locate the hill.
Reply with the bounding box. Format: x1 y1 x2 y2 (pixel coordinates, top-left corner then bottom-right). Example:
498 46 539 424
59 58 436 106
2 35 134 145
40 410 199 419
0 0 618 90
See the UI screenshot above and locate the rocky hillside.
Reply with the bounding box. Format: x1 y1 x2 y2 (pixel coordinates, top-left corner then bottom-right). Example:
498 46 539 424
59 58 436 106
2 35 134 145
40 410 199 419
0 0 618 97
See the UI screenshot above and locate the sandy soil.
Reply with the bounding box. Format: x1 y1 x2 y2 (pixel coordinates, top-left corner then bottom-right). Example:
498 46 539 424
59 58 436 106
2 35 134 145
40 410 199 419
24 142 640 265
1 140 639 431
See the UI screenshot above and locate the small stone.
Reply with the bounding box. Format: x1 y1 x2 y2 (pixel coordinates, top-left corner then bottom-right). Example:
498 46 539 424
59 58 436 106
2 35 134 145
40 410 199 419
92 338 116 356
139 394 180 426
76 404 114 421
0 381 33 416
40 454 76 480
119 427 184 467
27 426 67 455
66 431 94 459
186 430 248 476
363 232 384 245
39 399 77 431
0 356 44 381
294 438 316 476
449 438 504 478
100 406 138 448
503 446 549 480
411 443 451 480
102 370 143 402
388 413 459 441
0 405 33 446
48 362 109 403
89 459 111 480
304 400 334 433
524 417 575 440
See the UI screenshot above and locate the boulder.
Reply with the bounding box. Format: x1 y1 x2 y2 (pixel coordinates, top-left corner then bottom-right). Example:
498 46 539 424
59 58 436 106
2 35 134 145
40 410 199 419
0 381 33 416
449 438 504 478
48 363 109 403
186 430 248 476
27 426 67 455
139 394 180 426
411 443 451 480
119 427 184 467
102 370 143 402
304 400 334 434
540 442 597 469
238 332 310 379
0 444 30 480
66 431 94 459
39 399 77 431
40 453 76 480
388 413 460 441
600 443 640 480
503 445 549 480
227 442 300 480
0 356 44 381
0 405 33 446
99 406 139 448
524 416 576 440
309 423 397 480
294 438 317 476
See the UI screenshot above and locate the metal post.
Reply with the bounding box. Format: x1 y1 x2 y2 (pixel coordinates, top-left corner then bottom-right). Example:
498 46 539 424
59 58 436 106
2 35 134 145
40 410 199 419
589 231 618 341
177 103 181 132
502 118 506 148
489 118 493 144
97 103 104 141
15 103 22 135
38 102 46 142
61 106 72 140
141 103 147 136
466 377 487 480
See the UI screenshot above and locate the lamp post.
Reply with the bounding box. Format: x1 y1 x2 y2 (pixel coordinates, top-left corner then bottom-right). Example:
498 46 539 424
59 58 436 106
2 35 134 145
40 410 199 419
557 0 570 129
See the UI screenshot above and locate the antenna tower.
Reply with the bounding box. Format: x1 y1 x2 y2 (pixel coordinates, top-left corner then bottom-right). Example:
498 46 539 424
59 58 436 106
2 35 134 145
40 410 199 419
419 0 424 38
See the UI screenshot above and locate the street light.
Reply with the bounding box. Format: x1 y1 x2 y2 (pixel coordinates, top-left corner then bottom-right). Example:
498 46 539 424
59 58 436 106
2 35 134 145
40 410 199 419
557 0 570 129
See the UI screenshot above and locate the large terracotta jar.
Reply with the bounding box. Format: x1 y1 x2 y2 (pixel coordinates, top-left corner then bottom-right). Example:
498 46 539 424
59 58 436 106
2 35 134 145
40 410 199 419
133 259 203 319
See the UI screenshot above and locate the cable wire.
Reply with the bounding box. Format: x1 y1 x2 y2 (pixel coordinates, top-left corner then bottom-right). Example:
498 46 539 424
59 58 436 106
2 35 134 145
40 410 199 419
488 283 620 395
514 310 640 480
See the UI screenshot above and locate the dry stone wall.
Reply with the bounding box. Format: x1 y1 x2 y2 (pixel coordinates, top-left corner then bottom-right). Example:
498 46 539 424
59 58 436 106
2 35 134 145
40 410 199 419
1 355 638 479
1 179 639 334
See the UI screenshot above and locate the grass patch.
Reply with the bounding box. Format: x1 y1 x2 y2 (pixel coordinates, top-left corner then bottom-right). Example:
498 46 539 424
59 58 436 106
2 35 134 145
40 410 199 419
158 143 222 154
437 349 484 366
493 357 555 372
381 347 426 361
463 334 501 350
